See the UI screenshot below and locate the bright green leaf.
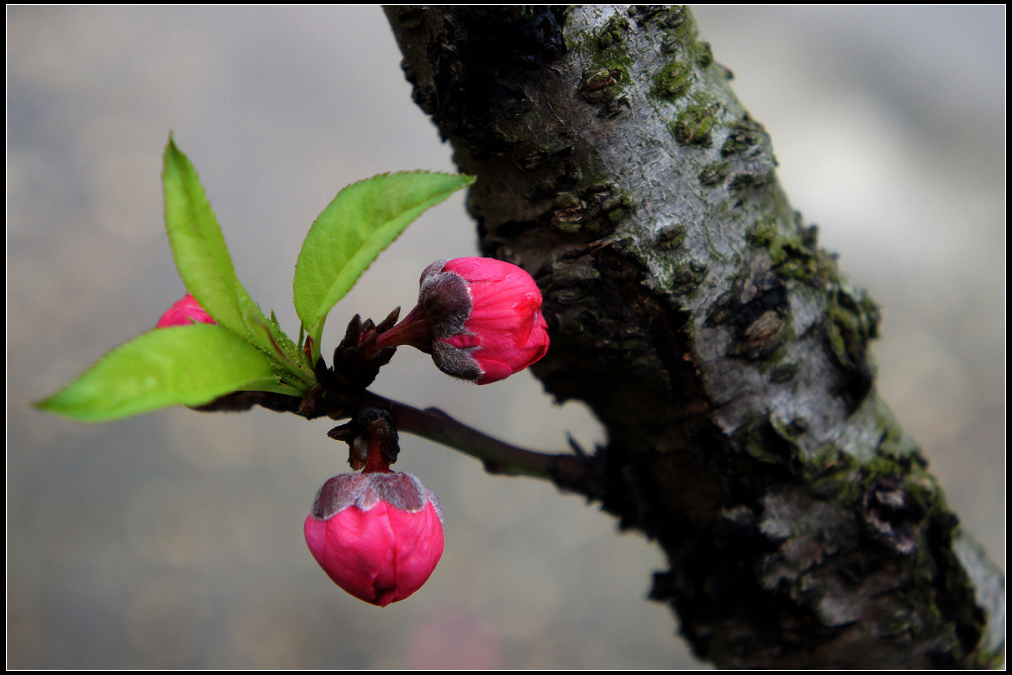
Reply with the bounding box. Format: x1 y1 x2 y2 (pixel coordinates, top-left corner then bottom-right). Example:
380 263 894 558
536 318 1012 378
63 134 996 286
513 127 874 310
237 294 314 385
293 171 474 362
162 136 314 386
245 310 315 386
35 324 283 422
163 136 252 337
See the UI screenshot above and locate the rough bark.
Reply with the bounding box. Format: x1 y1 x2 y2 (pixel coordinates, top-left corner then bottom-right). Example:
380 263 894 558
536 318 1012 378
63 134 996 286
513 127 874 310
384 6 1004 668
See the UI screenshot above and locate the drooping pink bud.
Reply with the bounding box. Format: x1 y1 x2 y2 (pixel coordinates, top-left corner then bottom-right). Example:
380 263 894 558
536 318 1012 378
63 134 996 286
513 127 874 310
375 257 550 384
155 293 215 328
304 471 444 607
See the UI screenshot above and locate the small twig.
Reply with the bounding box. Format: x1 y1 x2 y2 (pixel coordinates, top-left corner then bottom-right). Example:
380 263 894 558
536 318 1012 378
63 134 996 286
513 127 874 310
362 391 598 494
195 362 600 495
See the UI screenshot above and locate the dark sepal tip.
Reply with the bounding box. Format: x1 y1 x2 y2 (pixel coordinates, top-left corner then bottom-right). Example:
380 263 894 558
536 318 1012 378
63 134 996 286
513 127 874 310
376 306 401 333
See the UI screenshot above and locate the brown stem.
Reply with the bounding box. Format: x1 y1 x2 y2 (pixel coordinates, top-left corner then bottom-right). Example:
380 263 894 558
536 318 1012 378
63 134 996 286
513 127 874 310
198 386 597 494
362 391 597 494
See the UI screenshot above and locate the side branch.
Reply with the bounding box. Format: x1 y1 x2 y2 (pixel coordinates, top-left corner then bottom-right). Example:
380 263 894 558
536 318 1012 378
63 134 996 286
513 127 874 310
362 392 596 492
195 376 595 493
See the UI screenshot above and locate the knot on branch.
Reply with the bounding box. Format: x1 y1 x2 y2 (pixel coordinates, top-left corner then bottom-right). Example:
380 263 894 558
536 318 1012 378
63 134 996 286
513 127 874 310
860 477 929 556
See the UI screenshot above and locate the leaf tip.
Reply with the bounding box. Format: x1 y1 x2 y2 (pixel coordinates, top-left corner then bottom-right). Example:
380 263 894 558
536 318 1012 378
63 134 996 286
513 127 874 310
32 389 91 423
32 394 54 413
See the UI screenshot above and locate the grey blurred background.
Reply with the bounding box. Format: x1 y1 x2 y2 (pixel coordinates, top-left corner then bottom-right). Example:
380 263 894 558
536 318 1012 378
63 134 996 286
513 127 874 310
7 6 1004 668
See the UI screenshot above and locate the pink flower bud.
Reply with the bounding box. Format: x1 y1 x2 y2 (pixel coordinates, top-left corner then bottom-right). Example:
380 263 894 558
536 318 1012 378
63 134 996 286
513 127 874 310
304 471 444 607
155 293 216 328
375 257 550 384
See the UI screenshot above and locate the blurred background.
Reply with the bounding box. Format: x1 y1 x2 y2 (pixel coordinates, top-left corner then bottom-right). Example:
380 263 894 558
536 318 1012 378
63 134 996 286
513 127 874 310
7 6 1004 668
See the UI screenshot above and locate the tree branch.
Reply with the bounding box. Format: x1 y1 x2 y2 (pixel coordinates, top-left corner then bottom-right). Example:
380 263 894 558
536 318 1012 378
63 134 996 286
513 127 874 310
362 392 596 492
384 5 1004 668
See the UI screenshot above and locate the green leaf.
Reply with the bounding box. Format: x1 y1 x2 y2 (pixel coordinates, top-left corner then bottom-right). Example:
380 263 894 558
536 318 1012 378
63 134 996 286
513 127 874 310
162 136 315 385
293 171 474 362
237 295 314 385
163 136 252 338
35 324 282 422
244 309 315 386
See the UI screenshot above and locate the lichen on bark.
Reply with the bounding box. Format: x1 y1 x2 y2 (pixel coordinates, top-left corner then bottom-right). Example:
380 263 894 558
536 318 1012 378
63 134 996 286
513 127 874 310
385 5 1003 668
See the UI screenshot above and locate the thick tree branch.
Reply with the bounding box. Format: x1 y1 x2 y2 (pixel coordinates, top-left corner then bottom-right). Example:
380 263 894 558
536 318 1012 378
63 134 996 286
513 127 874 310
385 5 1004 668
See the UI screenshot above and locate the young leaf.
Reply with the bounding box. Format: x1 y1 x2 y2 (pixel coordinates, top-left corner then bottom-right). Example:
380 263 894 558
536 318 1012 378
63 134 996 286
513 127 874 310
237 293 314 385
36 324 282 422
162 136 313 385
293 171 475 363
163 136 251 337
